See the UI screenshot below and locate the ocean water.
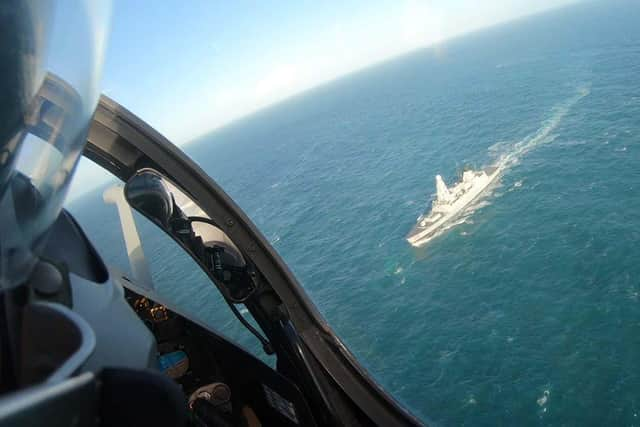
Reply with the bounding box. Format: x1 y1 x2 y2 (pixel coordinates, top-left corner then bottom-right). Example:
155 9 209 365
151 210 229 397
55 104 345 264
70 1 640 425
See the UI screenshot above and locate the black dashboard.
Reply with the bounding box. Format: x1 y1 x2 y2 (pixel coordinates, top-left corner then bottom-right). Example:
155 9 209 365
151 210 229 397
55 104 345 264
126 288 316 426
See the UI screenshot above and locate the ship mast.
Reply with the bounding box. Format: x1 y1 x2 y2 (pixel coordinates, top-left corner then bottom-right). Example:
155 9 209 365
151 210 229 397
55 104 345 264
435 175 452 202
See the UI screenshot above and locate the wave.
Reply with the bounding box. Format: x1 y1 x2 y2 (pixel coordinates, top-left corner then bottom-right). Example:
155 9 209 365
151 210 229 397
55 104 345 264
537 389 551 407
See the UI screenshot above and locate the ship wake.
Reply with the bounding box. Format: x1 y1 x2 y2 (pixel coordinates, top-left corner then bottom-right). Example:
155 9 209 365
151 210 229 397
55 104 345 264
490 84 591 172
409 84 590 248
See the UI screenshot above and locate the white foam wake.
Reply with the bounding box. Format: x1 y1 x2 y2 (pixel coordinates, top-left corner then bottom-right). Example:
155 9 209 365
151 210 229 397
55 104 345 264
410 85 590 248
493 84 591 172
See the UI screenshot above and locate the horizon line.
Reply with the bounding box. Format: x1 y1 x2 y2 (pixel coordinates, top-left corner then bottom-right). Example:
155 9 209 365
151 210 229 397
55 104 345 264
182 0 581 147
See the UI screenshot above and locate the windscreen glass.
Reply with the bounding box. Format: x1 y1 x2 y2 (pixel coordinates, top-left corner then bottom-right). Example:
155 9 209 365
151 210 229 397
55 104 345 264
0 0 110 289
67 2 640 425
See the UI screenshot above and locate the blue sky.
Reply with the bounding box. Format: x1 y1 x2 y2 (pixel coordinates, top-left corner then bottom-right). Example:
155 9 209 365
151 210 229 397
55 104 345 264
101 0 577 144
70 0 577 199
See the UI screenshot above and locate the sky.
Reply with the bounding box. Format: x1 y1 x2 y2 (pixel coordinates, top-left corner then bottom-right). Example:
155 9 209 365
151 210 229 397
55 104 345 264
69 0 578 200
101 0 577 144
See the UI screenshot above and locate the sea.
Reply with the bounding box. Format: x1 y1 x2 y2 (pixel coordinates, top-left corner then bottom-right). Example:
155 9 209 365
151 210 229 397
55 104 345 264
69 1 640 425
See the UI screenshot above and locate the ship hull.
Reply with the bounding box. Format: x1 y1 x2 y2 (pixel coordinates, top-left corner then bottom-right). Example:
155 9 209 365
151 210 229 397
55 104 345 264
406 166 500 247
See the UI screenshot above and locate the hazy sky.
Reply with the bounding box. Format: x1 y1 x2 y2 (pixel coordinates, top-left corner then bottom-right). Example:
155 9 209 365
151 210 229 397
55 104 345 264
70 0 578 200
102 0 577 145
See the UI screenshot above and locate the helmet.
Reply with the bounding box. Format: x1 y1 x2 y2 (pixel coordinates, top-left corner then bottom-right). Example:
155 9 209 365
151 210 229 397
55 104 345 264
0 0 110 290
